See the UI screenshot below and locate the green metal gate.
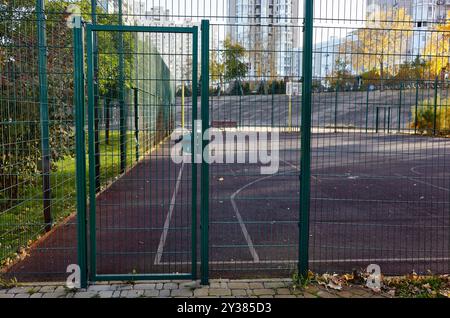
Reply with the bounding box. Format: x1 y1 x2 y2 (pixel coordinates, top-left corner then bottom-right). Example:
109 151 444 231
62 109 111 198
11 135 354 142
75 22 202 283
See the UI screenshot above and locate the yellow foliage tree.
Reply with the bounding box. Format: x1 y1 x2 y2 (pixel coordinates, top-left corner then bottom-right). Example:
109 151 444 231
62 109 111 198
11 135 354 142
342 8 413 89
423 10 450 78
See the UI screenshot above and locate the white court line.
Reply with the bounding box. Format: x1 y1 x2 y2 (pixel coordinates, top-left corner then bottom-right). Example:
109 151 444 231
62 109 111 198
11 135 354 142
395 173 449 192
230 177 268 263
154 162 185 265
157 257 450 266
229 160 304 263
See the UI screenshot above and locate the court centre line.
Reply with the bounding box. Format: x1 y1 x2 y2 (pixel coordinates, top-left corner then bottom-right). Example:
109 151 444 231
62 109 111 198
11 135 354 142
154 162 185 265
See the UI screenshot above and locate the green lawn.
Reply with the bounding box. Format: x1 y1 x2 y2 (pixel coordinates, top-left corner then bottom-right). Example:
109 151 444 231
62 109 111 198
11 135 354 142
0 130 160 267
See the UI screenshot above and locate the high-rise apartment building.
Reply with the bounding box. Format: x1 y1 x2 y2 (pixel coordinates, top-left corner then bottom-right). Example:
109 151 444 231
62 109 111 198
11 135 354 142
228 0 300 79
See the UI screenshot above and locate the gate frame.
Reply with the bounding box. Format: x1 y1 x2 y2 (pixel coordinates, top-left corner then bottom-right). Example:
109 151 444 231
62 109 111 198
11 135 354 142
76 23 200 284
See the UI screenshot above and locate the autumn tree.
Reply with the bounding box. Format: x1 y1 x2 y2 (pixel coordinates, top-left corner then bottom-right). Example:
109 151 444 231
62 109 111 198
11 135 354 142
210 50 225 95
327 58 355 89
222 37 248 83
344 8 413 90
423 10 450 79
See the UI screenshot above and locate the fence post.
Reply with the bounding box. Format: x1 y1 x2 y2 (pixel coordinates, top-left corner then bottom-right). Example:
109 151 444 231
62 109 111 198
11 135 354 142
365 87 370 133
415 80 419 134
271 81 275 128
73 18 88 289
238 80 242 127
91 0 100 193
191 26 199 280
299 0 313 277
118 0 127 173
334 84 339 133
36 0 52 232
376 107 379 133
200 20 210 285
433 76 438 136
134 88 139 161
398 83 403 133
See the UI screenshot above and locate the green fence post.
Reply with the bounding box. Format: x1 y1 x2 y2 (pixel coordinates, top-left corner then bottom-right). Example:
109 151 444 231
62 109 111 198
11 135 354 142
238 80 242 127
105 98 110 144
299 0 313 278
36 0 52 232
73 18 88 289
387 107 391 134
192 26 199 280
91 0 101 192
415 80 419 134
86 25 97 281
433 76 439 136
134 88 139 161
118 0 127 173
200 20 210 285
271 81 275 128
365 87 369 133
376 107 379 133
334 84 339 133
398 83 403 133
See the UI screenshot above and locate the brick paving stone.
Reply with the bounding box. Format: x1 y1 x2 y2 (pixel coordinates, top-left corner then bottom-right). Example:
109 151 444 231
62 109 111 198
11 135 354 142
0 280 397 299
123 290 144 298
88 285 114 292
163 283 179 290
73 292 99 298
350 287 370 296
143 290 159 297
158 290 170 297
209 289 232 297
253 289 276 296
113 284 133 291
112 291 121 298
317 290 339 298
7 287 28 294
276 288 292 295
210 282 228 289
337 291 354 298
98 291 114 298
193 288 210 297
39 286 57 293
231 289 247 297
264 282 286 289
134 284 156 290
42 292 70 298
228 282 249 289
171 289 193 297
304 286 320 294
249 282 264 289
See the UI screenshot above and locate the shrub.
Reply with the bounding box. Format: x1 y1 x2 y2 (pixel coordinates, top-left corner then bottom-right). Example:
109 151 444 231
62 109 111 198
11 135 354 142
411 96 450 136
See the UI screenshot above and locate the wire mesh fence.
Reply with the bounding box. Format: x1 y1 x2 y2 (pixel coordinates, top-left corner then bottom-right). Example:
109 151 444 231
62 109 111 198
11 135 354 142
1 0 450 283
1 0 78 281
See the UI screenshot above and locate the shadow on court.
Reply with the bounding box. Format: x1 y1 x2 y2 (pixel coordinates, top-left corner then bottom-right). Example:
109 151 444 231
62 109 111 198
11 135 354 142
5 133 450 281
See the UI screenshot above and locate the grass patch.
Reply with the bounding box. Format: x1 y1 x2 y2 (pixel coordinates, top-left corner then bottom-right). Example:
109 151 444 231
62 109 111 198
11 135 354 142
1 130 163 268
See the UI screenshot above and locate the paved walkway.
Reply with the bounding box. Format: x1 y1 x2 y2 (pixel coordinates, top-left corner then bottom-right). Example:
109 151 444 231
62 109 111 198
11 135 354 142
0 279 389 298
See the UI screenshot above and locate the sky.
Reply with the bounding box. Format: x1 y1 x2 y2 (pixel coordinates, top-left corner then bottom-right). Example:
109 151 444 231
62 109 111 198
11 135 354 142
124 0 368 44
